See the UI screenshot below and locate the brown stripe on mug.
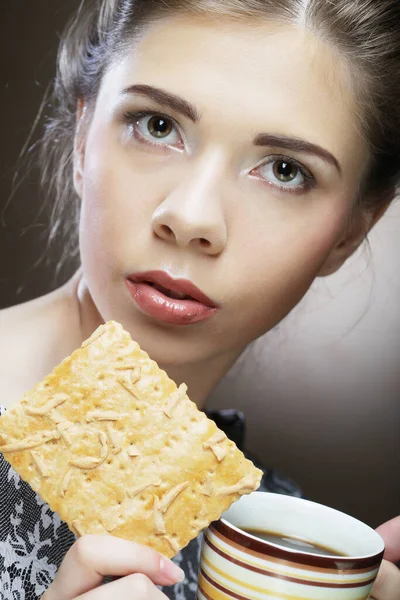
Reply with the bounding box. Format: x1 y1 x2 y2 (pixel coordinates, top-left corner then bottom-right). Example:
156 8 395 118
204 534 378 589
197 582 215 600
210 525 380 576
200 567 254 600
213 521 384 571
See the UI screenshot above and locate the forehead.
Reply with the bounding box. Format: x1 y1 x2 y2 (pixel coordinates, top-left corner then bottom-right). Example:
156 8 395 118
101 14 367 168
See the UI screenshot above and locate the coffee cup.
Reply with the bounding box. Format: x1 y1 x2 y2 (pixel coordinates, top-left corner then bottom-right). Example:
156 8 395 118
197 492 384 599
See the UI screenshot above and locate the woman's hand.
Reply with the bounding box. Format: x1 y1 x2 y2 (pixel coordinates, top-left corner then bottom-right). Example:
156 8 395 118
41 535 184 600
370 517 400 600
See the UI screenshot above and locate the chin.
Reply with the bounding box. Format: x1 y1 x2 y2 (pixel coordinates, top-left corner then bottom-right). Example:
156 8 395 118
97 308 209 367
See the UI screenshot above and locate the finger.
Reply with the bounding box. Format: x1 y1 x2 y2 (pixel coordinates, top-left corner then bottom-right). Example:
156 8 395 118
74 573 168 600
42 535 184 600
376 517 400 563
370 559 400 600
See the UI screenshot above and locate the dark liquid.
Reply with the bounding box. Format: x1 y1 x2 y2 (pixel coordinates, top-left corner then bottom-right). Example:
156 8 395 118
243 529 347 557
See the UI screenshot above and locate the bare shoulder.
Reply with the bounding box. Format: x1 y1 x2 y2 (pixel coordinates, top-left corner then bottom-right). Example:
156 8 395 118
0 292 55 344
0 283 81 408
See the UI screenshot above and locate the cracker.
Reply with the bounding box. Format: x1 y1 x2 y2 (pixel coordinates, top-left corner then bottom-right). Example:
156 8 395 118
0 321 262 558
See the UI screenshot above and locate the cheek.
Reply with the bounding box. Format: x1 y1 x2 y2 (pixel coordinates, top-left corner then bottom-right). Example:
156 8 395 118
229 199 349 321
79 167 118 274
79 132 156 263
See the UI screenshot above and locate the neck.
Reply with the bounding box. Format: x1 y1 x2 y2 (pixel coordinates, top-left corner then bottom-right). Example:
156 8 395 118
160 352 239 410
72 271 241 410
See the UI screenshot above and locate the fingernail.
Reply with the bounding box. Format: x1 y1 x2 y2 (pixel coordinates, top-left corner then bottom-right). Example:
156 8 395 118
160 557 185 584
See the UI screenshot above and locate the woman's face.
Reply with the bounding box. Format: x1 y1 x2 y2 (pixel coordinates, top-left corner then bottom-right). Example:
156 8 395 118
77 15 368 367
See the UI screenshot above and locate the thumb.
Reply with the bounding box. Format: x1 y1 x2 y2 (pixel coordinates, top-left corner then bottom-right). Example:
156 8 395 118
376 516 400 564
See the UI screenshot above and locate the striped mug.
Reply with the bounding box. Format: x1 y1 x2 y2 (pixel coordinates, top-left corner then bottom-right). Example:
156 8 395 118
197 491 384 600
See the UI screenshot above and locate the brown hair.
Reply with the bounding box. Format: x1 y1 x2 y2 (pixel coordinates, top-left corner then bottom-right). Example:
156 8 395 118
40 0 400 267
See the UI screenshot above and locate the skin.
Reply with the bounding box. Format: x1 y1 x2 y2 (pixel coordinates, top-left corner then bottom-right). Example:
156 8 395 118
0 14 397 600
74 16 370 400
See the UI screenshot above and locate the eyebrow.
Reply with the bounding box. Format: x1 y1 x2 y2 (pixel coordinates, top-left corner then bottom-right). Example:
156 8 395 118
122 84 201 123
254 133 342 173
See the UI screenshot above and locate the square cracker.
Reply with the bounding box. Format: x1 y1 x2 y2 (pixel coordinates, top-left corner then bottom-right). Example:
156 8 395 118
0 321 262 558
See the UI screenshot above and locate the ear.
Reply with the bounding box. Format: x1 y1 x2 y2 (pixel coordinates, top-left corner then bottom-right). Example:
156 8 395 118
318 191 393 277
73 99 88 200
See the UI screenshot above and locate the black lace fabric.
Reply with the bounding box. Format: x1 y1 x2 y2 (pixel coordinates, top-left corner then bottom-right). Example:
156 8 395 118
0 405 301 599
0 406 75 599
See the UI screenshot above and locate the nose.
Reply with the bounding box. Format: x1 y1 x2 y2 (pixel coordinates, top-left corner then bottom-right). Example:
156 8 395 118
151 158 228 256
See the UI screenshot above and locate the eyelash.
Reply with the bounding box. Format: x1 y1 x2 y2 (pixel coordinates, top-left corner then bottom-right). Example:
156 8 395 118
122 109 184 150
122 110 316 192
251 155 315 194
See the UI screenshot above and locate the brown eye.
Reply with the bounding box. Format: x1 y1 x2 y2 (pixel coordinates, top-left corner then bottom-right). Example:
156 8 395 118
147 115 173 138
273 160 298 182
256 156 313 191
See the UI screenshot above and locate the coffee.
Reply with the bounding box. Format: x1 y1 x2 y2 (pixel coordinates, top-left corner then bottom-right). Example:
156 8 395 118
243 529 346 557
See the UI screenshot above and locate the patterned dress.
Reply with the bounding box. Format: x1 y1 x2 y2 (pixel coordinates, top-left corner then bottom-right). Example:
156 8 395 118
0 406 301 599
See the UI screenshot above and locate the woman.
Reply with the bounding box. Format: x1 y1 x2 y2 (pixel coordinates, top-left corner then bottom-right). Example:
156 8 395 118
0 0 399 598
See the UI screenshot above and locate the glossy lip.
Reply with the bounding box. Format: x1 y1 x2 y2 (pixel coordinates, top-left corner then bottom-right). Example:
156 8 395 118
126 271 219 325
127 271 218 307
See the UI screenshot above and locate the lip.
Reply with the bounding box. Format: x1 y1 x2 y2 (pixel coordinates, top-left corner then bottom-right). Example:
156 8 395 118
126 271 219 326
129 271 217 307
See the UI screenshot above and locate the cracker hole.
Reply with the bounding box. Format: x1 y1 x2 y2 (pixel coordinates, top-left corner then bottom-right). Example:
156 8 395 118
172 534 178 539
190 417 198 423
181 425 188 433
208 469 215 475
107 460 113 465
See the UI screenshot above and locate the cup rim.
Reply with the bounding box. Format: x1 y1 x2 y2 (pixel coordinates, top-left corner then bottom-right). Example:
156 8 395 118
216 493 384 570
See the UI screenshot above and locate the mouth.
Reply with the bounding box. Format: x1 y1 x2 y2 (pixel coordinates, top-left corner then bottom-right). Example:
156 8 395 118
128 271 217 307
126 271 218 326
145 281 196 302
